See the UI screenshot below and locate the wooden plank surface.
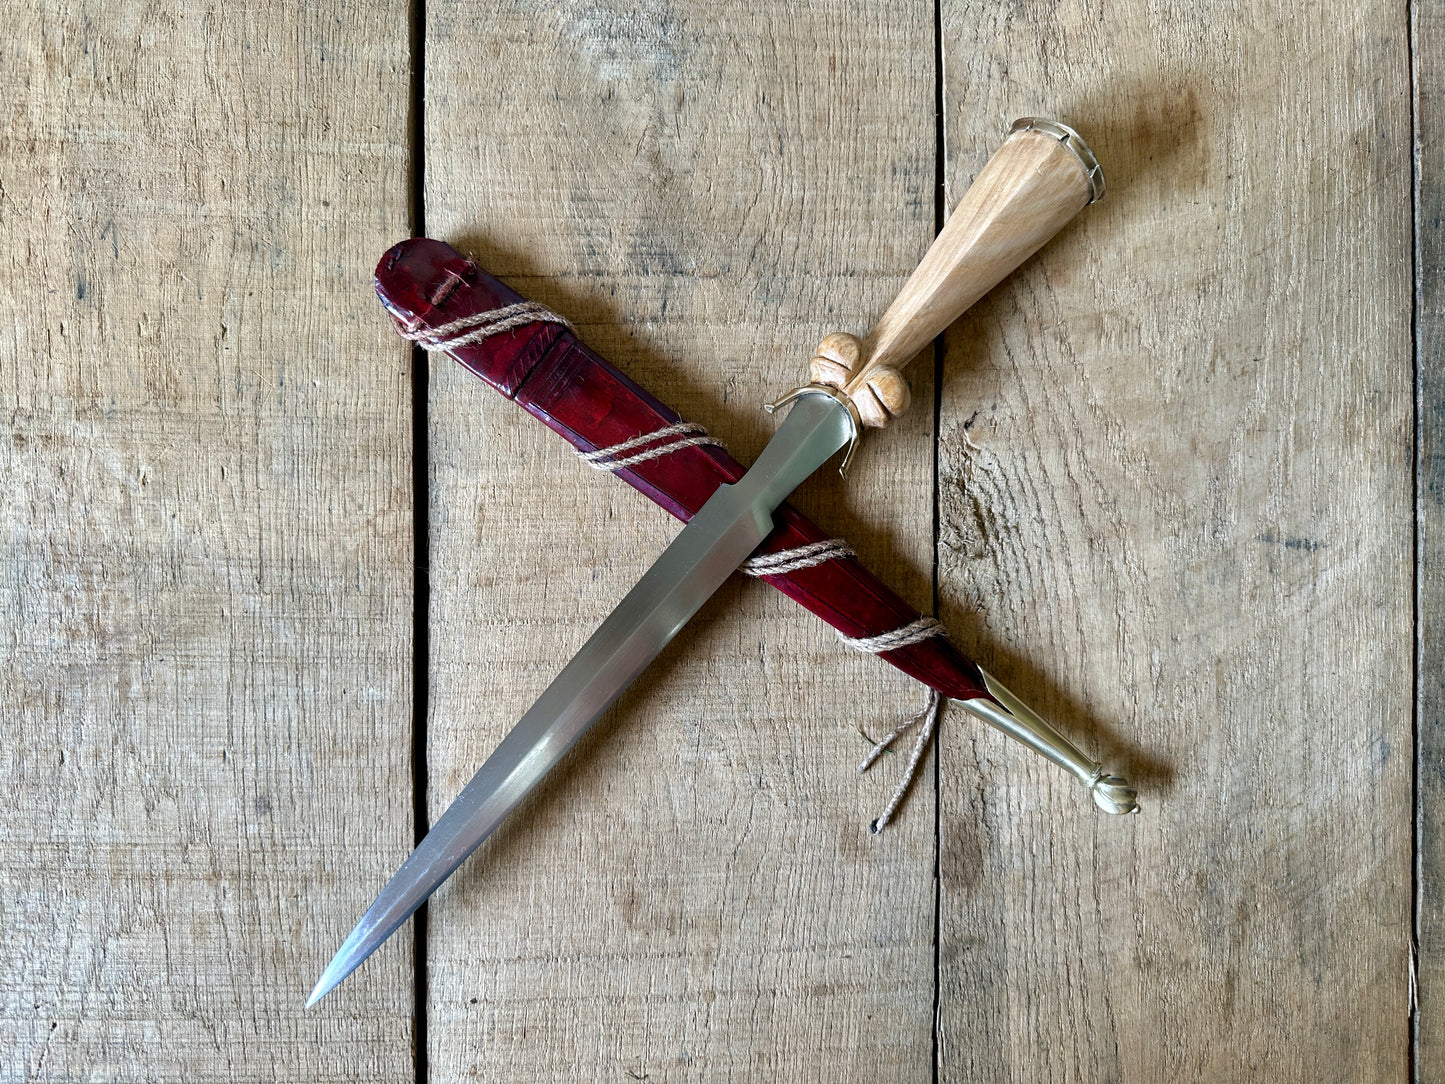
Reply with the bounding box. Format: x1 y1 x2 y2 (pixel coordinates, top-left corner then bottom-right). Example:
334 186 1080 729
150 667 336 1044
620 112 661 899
420 1 941 1079
0 4 416 1080
1418 0 1444 1074
935 4 1414 1082
0 1 1428 1080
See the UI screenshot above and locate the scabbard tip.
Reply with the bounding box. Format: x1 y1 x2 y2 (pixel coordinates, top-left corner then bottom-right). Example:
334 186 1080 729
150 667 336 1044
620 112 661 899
1090 773 1140 815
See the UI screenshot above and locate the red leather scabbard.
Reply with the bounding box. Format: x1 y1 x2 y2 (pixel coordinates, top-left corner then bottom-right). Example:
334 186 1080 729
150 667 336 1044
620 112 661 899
375 238 992 704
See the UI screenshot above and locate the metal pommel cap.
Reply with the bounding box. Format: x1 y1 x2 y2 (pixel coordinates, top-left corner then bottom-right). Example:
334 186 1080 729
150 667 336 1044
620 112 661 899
1010 117 1106 204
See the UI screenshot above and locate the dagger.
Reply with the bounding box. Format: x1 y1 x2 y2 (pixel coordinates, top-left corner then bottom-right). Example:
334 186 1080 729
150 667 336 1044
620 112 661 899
311 118 1115 1005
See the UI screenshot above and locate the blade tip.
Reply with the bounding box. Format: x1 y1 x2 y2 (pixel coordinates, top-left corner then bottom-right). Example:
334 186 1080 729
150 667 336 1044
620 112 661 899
305 979 331 1009
307 960 347 1008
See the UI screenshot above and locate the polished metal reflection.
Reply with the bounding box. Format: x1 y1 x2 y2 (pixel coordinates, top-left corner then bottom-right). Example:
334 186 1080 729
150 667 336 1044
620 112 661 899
1009 116 1106 204
956 669 1139 815
765 382 864 475
308 392 857 1006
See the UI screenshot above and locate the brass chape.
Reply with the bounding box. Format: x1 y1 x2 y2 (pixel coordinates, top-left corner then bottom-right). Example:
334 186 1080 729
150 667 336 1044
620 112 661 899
956 668 1139 814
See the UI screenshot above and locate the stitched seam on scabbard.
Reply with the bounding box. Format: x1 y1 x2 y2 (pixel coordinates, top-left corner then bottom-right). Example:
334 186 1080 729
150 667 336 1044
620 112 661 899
577 421 726 472
400 301 574 349
837 616 946 653
740 539 856 576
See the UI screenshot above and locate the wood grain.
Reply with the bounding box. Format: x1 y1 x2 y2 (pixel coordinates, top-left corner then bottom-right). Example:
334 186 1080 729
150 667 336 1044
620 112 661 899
847 123 1096 420
0 3 416 1079
0 0 1426 1078
421 1 939 1078
1417 0 1445 1074
935 3 1413 1081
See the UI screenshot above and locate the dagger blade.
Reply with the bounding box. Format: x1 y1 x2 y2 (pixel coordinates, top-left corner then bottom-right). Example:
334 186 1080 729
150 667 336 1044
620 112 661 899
308 392 854 1006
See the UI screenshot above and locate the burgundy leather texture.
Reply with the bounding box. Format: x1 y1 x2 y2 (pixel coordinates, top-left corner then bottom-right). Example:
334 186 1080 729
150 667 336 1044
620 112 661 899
375 237 991 703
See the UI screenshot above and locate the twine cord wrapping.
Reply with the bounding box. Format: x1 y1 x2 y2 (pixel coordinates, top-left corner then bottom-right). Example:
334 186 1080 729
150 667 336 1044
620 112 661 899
740 538 855 576
739 551 948 831
400 300 574 350
398 303 727 473
578 422 726 472
837 616 946 653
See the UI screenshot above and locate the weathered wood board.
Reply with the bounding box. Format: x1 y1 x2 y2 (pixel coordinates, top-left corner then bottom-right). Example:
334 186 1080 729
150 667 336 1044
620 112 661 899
936 2 1414 1081
420 1 940 1079
0 3 416 1080
0 0 1429 1080
1418 0 1445 1074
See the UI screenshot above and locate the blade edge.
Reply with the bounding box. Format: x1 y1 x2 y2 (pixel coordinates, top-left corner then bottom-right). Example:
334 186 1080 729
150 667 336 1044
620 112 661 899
309 394 853 1004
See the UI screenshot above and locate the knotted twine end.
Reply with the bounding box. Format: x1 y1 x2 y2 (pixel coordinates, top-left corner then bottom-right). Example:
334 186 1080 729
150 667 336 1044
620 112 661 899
858 688 944 833
835 616 950 832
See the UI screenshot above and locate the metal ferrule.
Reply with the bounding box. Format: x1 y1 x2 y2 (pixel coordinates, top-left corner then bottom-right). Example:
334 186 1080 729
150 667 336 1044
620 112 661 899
956 668 1139 814
1010 117 1106 204
765 383 864 476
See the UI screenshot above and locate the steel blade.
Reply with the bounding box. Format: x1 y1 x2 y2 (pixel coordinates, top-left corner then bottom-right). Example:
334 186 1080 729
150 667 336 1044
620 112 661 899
308 393 853 1005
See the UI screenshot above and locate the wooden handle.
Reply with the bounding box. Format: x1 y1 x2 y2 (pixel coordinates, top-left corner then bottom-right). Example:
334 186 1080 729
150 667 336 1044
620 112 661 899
808 118 1103 428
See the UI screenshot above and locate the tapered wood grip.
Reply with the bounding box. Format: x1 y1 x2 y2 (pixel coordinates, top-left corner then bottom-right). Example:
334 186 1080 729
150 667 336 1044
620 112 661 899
813 118 1102 429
